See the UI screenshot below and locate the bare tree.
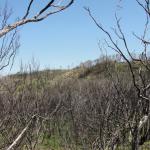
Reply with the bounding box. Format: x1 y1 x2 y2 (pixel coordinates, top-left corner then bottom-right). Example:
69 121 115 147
0 0 74 71
0 3 20 71
85 1 150 150
0 1 74 149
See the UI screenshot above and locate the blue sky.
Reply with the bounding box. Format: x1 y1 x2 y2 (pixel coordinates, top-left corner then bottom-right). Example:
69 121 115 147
0 0 147 74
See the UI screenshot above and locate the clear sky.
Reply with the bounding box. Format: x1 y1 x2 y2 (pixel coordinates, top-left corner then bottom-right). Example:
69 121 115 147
0 0 147 74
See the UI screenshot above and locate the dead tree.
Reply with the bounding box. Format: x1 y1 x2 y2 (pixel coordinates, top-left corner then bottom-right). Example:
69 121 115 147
0 0 74 70
0 1 74 149
85 0 150 149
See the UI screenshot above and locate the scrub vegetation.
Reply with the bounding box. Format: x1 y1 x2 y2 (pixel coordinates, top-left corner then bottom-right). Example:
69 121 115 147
1 0 150 150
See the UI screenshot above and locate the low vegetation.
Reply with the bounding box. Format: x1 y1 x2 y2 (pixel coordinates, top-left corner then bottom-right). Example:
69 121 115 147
0 57 150 150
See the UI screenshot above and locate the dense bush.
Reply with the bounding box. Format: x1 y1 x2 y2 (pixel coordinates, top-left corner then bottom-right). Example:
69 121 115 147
0 60 150 150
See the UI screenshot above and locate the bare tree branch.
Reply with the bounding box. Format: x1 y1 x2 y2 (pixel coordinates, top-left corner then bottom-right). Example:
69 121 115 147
6 115 36 150
0 0 74 38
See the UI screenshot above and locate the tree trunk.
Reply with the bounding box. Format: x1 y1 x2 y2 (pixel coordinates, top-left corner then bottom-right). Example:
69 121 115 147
131 127 139 150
